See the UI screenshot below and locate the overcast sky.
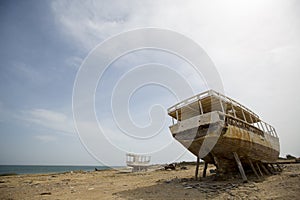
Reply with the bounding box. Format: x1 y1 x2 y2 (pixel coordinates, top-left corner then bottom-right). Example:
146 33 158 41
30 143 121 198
0 0 299 165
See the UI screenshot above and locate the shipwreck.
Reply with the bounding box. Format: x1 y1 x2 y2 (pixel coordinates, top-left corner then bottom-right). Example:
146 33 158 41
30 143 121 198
168 90 280 181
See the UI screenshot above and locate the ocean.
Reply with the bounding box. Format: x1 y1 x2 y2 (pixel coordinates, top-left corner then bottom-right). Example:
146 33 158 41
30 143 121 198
0 165 112 175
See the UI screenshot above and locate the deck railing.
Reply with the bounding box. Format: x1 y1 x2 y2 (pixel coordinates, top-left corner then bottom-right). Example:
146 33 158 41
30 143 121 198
168 90 259 119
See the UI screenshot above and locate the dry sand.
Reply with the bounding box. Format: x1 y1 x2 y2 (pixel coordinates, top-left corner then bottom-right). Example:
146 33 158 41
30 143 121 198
0 164 299 200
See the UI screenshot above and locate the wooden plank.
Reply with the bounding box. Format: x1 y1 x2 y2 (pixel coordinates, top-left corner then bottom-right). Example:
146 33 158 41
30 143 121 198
248 159 260 178
276 163 282 172
195 156 200 180
260 163 271 175
233 152 248 182
270 164 278 173
256 163 264 176
265 164 275 174
213 156 219 169
203 162 208 178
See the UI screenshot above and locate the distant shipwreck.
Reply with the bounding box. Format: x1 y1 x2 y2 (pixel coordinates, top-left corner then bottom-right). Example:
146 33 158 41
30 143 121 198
168 90 280 181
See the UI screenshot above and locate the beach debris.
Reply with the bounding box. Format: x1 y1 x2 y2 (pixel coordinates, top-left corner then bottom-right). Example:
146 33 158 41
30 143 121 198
0 184 8 188
180 166 188 170
288 173 299 177
286 154 296 160
88 187 94 190
0 173 17 176
40 192 51 195
164 163 176 170
23 180 33 184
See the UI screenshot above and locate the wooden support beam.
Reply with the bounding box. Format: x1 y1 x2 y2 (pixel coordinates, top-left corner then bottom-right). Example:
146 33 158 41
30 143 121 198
265 164 275 174
248 159 260 179
256 163 264 177
233 152 248 182
260 163 271 175
195 156 200 180
276 163 282 172
203 162 208 178
213 156 219 169
209 153 220 170
267 164 276 174
270 164 277 172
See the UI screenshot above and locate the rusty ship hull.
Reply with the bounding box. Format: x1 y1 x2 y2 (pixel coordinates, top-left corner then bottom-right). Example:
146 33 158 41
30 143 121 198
168 90 280 173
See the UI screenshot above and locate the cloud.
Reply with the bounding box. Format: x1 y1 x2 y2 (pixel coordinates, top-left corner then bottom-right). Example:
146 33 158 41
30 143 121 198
51 0 135 51
11 61 45 83
50 0 300 158
65 56 84 69
50 0 298 53
34 134 57 142
22 109 75 135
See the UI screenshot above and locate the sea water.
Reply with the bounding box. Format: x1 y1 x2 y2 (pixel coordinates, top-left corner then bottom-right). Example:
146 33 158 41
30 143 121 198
0 165 111 175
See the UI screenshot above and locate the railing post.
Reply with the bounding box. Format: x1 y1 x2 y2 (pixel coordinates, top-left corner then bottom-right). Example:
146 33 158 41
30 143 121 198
219 98 224 113
241 109 247 122
249 114 254 124
273 127 278 137
265 123 271 135
198 100 203 115
259 121 266 132
230 101 237 118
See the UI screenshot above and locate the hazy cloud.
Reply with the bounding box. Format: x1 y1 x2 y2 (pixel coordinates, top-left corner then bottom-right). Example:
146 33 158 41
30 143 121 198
51 0 300 158
23 109 75 136
34 134 57 142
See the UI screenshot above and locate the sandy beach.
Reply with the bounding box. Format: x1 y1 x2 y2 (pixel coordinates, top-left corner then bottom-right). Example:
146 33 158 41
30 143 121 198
0 164 299 200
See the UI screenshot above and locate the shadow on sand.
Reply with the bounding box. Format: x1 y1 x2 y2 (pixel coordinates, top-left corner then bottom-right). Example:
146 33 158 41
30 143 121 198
116 174 262 200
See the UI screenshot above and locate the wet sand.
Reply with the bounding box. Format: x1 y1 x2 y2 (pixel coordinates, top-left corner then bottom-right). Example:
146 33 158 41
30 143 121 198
0 164 299 200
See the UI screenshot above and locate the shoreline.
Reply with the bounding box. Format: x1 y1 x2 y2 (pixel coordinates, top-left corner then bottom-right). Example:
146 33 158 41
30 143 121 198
0 165 121 176
0 164 299 199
